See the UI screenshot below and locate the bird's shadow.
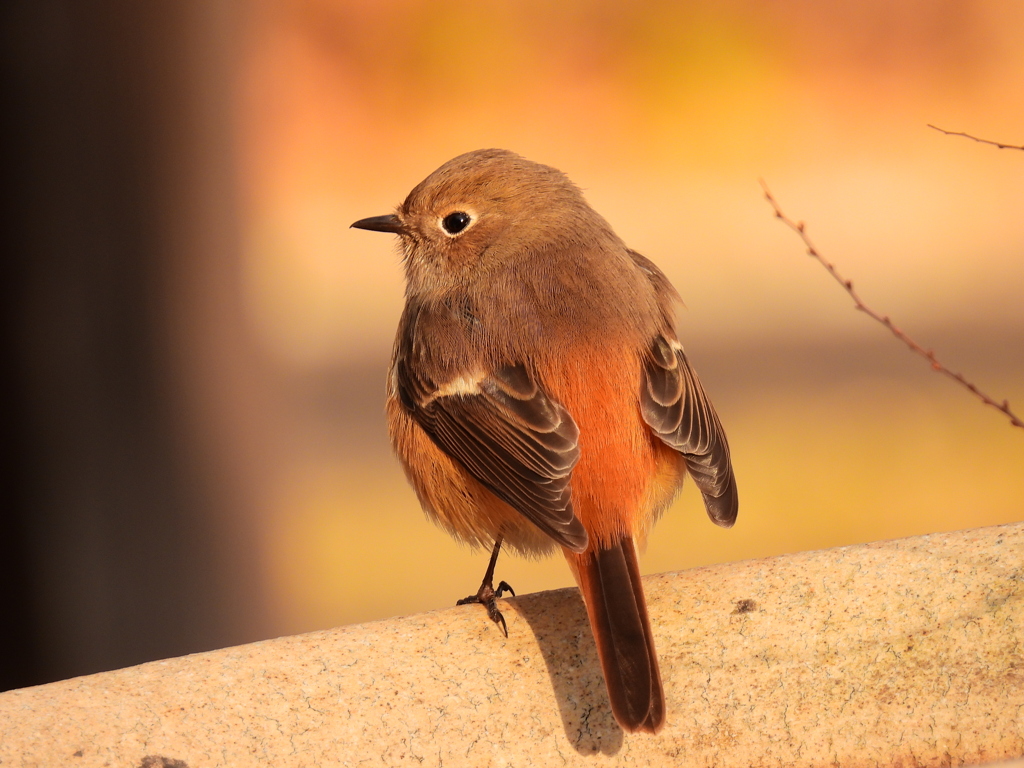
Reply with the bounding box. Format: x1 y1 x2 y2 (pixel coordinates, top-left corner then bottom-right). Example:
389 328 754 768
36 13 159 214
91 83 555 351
508 587 625 755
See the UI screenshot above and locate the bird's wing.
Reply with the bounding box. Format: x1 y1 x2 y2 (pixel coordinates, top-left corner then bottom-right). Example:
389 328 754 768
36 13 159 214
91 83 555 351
640 335 738 527
397 355 589 553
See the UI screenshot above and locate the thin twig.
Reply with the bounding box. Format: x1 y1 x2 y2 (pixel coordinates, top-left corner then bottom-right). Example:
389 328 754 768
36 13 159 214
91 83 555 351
760 181 1023 430
927 124 1024 151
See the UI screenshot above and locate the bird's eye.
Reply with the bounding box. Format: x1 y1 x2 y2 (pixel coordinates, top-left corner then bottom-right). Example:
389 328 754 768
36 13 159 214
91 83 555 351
441 211 472 235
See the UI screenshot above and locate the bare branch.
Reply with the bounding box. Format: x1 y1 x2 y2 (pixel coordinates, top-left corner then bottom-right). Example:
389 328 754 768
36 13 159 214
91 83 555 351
927 124 1024 151
760 181 1023 430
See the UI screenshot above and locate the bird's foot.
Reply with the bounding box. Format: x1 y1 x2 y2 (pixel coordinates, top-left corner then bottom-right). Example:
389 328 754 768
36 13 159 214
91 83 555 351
457 579 516 637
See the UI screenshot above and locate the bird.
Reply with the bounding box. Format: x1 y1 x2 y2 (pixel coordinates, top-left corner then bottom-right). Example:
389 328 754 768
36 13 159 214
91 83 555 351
351 149 737 733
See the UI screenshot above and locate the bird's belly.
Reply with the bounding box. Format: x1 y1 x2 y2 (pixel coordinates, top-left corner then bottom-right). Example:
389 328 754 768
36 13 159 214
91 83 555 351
385 343 687 556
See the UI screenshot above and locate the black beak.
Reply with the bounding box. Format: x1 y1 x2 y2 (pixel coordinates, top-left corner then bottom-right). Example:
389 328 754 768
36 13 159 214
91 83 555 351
350 214 404 234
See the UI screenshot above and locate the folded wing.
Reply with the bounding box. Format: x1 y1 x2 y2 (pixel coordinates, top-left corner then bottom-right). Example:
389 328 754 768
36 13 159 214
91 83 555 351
397 358 589 552
641 335 738 527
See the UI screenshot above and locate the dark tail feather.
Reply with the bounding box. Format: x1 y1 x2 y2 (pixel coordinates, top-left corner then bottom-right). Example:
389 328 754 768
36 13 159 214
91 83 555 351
570 537 665 733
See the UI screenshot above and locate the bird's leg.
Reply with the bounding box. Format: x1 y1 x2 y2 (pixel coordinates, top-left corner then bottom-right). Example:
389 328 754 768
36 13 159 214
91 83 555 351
456 535 516 636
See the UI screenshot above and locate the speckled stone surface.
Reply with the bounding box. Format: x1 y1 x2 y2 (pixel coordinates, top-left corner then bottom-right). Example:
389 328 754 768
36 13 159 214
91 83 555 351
2 523 1022 767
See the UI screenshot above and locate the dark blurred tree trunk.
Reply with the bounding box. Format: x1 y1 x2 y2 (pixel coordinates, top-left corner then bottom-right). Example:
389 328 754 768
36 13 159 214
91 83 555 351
0 0 266 690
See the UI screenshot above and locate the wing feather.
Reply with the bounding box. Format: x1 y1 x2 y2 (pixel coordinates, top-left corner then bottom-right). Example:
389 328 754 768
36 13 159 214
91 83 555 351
399 356 588 552
641 336 738 527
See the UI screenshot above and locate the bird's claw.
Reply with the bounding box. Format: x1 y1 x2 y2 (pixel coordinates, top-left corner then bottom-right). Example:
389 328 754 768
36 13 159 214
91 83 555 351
457 579 516 637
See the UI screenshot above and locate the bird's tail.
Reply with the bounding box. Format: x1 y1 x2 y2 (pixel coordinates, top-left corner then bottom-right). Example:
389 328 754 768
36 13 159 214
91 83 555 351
567 537 665 733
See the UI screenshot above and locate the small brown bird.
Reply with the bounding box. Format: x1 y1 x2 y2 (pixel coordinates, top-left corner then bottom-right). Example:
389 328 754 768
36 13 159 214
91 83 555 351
352 149 737 733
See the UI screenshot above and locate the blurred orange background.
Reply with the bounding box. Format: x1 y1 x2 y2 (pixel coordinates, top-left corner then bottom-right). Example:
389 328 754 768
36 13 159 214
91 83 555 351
4 0 1021 688
233 0 1024 635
